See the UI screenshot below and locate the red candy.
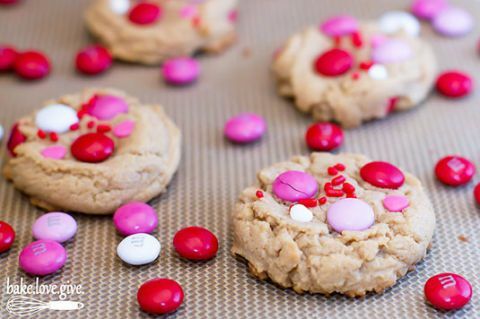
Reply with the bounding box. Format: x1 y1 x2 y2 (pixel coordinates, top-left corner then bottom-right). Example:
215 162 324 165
0 0 19 5
128 3 162 25
137 278 184 315
0 45 18 72
314 48 353 76
305 122 344 151
360 161 405 189
0 221 15 253
75 45 112 75
71 133 114 163
436 71 473 98
424 273 472 310
435 155 475 186
173 226 218 261
7 123 26 156
14 50 50 80
474 183 480 205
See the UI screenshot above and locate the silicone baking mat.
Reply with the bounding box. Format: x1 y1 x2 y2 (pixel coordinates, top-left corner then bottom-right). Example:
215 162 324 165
0 0 479 318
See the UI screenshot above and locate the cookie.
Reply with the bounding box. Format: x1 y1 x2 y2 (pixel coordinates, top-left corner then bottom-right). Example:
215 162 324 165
4 88 181 215
231 153 435 297
272 15 436 128
85 0 238 65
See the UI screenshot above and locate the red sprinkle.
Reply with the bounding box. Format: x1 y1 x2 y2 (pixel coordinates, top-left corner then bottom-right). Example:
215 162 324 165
87 120 95 129
70 123 80 131
346 193 357 198
49 132 58 142
326 188 344 197
77 108 87 119
314 48 353 77
333 36 341 47
436 70 473 98
297 198 318 208
255 190 264 198
351 72 360 80
387 97 399 114
97 124 112 133
359 61 374 70
342 182 355 194
318 197 327 205
324 182 333 191
334 163 346 171
37 129 47 139
331 175 346 186
351 31 363 48
327 167 338 176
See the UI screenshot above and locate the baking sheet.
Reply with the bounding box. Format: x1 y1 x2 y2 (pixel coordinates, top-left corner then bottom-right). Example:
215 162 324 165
0 0 479 318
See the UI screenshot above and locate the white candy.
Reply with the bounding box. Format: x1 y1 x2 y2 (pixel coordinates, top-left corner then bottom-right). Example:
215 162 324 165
368 64 388 80
35 104 79 134
0 125 3 141
109 0 130 15
116 233 161 266
379 11 420 37
289 204 313 223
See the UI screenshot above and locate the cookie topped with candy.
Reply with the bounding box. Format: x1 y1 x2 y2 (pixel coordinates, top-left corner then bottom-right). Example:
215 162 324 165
272 13 436 128
231 152 435 297
4 88 181 214
85 0 238 65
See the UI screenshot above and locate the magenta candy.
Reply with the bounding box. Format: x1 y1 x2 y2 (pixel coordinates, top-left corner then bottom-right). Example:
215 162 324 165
162 57 200 86
371 39 412 64
41 145 67 160
432 7 473 37
113 202 158 236
320 15 359 37
87 95 129 120
272 170 318 202
383 195 409 212
32 212 77 243
19 240 67 276
113 120 135 138
327 198 375 232
411 0 447 20
360 161 405 189
224 113 267 144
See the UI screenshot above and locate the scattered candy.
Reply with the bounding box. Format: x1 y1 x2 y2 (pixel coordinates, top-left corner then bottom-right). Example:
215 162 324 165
272 170 319 202
436 71 473 98
14 50 51 80
137 278 184 315
424 273 472 310
117 233 161 266
86 95 129 120
75 45 112 75
314 48 353 77
109 0 129 14
35 104 79 134
32 212 77 243
113 120 135 138
371 39 412 64
19 240 67 276
0 45 17 72
360 161 405 189
128 2 162 25
327 198 374 232
368 64 388 80
0 221 15 253
474 183 480 205
173 226 218 261
432 7 473 37
224 113 267 144
71 133 115 163
320 15 359 37
305 122 344 151
435 155 475 186
41 145 67 160
7 123 26 156
379 11 420 36
289 204 313 222
411 0 447 20
162 57 200 86
113 202 158 236
383 195 409 212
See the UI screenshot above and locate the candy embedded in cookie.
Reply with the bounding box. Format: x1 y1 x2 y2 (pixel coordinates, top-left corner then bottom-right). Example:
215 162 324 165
3 88 181 214
85 0 238 65
231 153 435 297
272 14 436 128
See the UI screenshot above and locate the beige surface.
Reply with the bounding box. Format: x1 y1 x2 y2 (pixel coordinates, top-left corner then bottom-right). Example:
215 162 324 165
0 0 479 318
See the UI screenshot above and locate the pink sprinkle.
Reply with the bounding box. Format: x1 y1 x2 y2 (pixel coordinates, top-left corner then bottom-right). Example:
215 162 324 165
41 145 67 160
113 120 135 138
228 10 238 23
383 195 409 212
370 34 387 48
180 5 198 19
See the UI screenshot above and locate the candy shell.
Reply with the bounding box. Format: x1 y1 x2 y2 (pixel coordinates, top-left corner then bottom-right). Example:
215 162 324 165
320 15 359 37
109 0 129 14
113 120 135 138
32 212 77 243
137 278 184 315
0 221 15 253
382 195 409 212
71 133 115 163
314 48 353 77
128 2 162 25
305 122 344 151
327 198 374 232
360 161 405 189
368 64 388 80
379 11 420 36
117 233 161 266
87 95 129 120
14 50 50 80
289 204 313 222
273 171 318 202
432 7 473 37
113 202 158 236
411 0 448 20
224 113 267 144
371 39 412 64
162 57 200 86
7 123 26 156
19 240 67 276
0 45 18 72
173 226 218 261
35 104 79 134
75 45 112 75
41 145 67 160
436 71 473 98
424 273 472 310
435 155 475 186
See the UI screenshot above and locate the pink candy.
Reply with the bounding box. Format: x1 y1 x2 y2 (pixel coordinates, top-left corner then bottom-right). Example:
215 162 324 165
87 95 129 120
327 198 375 232
19 240 67 276
113 120 135 138
432 7 473 37
371 39 412 64
32 212 77 243
41 145 67 160
411 0 447 20
224 113 267 144
162 57 200 86
320 15 359 37
113 202 158 236
383 195 409 212
272 171 318 202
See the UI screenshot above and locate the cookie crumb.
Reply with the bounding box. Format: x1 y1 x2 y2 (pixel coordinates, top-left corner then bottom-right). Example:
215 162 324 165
458 235 469 242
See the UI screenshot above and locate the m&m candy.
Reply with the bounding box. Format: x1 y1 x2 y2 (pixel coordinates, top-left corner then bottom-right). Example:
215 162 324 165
424 273 472 310
173 226 218 261
0 221 15 253
137 278 184 315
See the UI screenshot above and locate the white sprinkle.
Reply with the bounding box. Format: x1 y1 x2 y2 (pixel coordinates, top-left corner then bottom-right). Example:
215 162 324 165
109 0 130 15
379 11 420 37
368 64 388 80
290 204 313 223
